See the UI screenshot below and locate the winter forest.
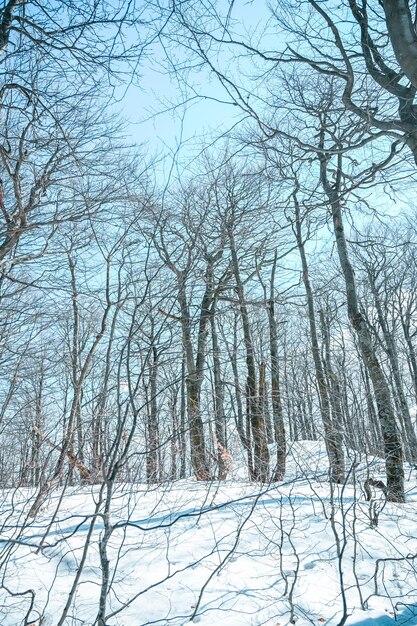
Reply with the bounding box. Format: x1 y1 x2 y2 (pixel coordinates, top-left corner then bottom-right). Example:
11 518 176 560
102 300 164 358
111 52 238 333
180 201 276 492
3 1 417 625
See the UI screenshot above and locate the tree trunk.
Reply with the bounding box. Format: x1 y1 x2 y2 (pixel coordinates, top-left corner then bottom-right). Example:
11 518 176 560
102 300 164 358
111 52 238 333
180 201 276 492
210 300 229 480
146 346 160 484
178 271 213 481
383 0 417 90
319 150 404 502
268 250 286 481
229 313 248 450
179 357 187 479
293 190 345 483
319 308 345 457
229 228 269 482
30 369 44 487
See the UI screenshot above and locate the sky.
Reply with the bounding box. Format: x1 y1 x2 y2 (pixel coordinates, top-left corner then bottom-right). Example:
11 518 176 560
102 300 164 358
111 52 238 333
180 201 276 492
108 0 414 226
113 0 275 186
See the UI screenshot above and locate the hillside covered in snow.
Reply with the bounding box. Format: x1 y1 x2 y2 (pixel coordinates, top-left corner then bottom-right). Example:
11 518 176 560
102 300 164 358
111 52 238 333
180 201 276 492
2 442 417 626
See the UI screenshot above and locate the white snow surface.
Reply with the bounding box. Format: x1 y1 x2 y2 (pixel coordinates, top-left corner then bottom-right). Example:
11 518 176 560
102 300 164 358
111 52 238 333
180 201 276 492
1 441 417 626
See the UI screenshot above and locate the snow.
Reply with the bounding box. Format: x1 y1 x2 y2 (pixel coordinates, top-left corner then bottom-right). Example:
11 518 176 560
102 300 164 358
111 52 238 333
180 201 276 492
1 442 417 626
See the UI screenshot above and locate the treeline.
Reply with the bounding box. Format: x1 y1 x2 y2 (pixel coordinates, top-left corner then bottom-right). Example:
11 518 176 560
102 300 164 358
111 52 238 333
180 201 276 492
1 0 417 509
2 154 417 507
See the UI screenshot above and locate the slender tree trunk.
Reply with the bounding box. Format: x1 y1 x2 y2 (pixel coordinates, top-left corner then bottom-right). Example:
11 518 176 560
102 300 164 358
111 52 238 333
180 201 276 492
304 368 317 440
146 346 160 484
268 251 286 480
260 362 274 444
179 356 187 479
229 229 269 482
177 273 213 481
30 369 44 487
91 302 121 483
169 390 178 480
228 313 248 453
210 300 228 479
339 366 355 451
293 190 345 483
283 346 295 441
319 308 345 454
359 361 383 456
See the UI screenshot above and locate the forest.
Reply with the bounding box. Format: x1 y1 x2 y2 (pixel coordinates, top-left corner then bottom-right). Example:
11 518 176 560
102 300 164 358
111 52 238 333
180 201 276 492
1 1 417 625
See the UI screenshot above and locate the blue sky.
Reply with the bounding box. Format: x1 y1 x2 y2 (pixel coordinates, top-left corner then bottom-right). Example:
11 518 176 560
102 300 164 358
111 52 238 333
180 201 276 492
112 0 275 184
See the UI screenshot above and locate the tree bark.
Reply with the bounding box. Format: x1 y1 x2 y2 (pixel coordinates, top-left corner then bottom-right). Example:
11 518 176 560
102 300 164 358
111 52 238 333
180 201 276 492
210 300 229 480
383 0 417 90
177 263 214 481
146 345 160 484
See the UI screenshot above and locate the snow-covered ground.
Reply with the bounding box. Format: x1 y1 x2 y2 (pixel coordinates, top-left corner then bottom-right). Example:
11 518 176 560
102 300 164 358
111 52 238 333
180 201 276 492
1 442 417 626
